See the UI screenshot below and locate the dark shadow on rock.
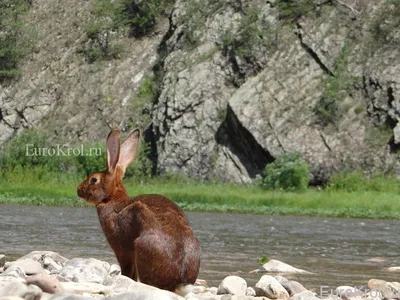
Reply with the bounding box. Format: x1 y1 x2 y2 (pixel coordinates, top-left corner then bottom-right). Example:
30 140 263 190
215 104 274 178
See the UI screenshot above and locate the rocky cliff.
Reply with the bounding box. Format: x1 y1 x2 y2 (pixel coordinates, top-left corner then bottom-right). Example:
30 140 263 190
1 0 399 183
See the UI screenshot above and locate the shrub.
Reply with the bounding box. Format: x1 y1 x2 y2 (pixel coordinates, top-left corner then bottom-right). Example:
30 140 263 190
262 152 309 191
0 130 153 182
314 45 359 126
221 7 275 60
275 0 316 21
0 0 33 81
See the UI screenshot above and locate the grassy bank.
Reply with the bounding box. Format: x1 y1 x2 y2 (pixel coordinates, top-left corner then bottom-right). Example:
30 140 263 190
1 174 400 219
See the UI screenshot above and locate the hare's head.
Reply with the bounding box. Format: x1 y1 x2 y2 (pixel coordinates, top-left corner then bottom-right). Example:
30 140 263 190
77 129 141 205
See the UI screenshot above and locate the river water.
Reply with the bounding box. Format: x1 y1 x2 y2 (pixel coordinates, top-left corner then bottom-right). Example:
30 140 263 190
0 204 399 293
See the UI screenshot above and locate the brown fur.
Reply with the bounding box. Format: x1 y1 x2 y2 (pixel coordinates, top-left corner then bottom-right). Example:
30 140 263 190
77 129 201 292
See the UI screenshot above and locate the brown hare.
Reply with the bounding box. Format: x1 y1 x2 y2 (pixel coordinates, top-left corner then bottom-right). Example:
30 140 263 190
77 129 201 292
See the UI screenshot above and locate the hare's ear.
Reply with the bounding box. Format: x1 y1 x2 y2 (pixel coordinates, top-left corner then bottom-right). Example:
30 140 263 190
106 129 121 174
118 129 141 176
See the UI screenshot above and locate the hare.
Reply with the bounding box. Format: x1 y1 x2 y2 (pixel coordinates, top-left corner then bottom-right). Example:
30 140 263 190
77 129 201 292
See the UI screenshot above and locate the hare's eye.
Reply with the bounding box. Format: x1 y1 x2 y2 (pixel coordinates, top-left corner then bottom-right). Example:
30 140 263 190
90 177 98 184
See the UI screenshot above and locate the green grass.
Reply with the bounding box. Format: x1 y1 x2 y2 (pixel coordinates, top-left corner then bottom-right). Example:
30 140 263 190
2 177 400 219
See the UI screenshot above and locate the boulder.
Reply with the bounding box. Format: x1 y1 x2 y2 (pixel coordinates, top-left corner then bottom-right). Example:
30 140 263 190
255 275 290 299
107 287 184 300
0 255 5 268
255 260 311 274
17 251 68 267
217 276 247 296
2 266 26 278
0 277 27 288
0 281 42 300
60 281 111 296
48 294 93 300
281 280 307 296
290 290 320 300
341 291 365 300
103 274 135 294
26 273 64 294
5 260 44 276
387 267 400 272
246 287 256 296
335 287 358 297
58 258 110 284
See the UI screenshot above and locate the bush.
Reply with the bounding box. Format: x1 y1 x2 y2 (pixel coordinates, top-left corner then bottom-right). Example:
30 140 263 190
221 7 275 60
262 152 309 191
275 0 316 21
0 130 153 182
0 0 33 81
0 131 81 174
314 45 359 126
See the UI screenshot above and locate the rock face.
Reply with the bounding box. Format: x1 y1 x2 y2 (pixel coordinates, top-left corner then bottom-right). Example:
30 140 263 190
1 0 400 182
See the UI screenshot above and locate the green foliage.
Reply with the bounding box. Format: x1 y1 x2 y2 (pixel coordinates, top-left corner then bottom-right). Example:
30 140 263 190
80 0 175 62
138 75 158 102
0 130 152 182
0 131 81 174
314 45 359 126
275 0 316 22
258 255 269 266
328 171 400 193
263 152 309 191
0 0 33 81
221 7 275 59
369 2 400 48
180 0 210 45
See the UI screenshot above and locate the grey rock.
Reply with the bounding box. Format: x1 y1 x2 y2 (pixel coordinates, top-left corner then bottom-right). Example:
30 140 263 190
5 260 44 276
246 287 256 296
49 294 93 300
281 281 307 296
107 265 121 277
26 273 64 294
255 275 290 299
290 290 320 300
0 277 27 288
17 252 68 266
217 276 247 296
58 258 110 284
207 287 218 295
255 260 311 274
193 285 207 294
107 288 184 300
2 266 26 278
336 287 358 296
103 274 135 294
0 255 5 268
0 281 42 300
274 276 289 283
60 281 110 296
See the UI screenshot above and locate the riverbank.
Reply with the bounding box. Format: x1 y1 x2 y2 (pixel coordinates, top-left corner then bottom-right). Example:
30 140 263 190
1 179 400 219
0 251 399 300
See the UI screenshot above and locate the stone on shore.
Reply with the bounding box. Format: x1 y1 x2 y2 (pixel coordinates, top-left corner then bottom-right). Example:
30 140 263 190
290 290 320 300
217 276 247 296
246 287 256 296
255 275 290 299
0 281 42 300
58 258 110 284
252 260 311 274
281 280 307 296
0 255 5 268
60 281 111 296
26 273 64 294
5 259 45 276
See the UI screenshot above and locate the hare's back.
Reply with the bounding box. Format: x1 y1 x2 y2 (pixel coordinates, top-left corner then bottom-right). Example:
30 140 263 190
131 194 192 231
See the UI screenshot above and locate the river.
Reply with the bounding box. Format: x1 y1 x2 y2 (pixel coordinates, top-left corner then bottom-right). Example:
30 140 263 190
0 204 399 293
